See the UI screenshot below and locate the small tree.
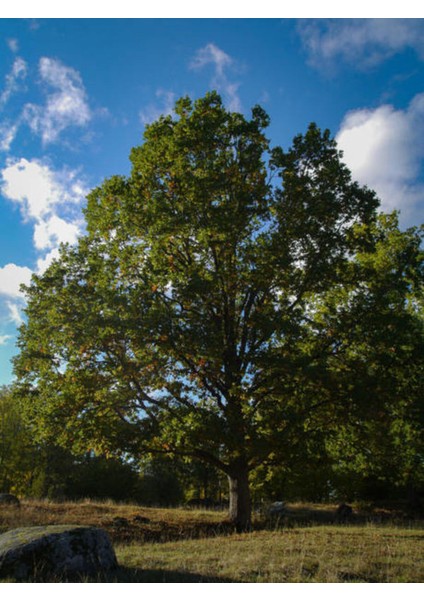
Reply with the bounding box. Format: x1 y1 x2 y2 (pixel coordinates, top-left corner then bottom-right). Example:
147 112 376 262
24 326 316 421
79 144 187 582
14 93 422 530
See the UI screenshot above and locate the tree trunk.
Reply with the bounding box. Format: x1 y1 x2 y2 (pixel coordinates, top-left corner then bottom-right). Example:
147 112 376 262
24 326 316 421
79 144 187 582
227 461 251 532
407 480 423 515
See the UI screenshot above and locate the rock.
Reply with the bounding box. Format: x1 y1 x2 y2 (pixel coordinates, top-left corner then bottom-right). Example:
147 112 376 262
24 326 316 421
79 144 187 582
0 525 117 581
335 503 353 522
267 501 287 517
0 493 20 507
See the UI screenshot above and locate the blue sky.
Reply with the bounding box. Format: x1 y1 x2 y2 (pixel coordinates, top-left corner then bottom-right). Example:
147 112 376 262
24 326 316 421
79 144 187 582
0 18 424 385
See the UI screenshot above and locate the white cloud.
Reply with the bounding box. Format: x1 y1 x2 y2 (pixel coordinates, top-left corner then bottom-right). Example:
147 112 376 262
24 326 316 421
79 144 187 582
190 43 242 112
298 19 424 71
1 157 86 272
1 157 87 220
0 56 95 151
24 57 91 145
140 89 176 125
33 214 80 250
0 121 20 152
0 57 27 109
6 301 23 326
336 94 424 228
190 43 233 77
36 247 61 274
2 157 62 219
7 39 19 53
0 335 13 346
0 264 33 298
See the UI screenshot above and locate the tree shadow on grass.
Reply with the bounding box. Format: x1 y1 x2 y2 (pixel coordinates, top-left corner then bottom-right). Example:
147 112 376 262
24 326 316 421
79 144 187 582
17 567 238 583
256 505 424 530
103 566 237 583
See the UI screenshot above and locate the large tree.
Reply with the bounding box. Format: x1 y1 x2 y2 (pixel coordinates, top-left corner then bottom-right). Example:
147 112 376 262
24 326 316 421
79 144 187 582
14 93 423 530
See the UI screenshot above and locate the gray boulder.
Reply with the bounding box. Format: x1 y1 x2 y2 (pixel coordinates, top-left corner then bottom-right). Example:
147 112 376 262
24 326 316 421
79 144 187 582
0 493 20 507
0 525 117 580
267 501 287 518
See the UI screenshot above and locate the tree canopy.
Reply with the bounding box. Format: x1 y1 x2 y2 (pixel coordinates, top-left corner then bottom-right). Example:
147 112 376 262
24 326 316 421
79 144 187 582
14 92 424 529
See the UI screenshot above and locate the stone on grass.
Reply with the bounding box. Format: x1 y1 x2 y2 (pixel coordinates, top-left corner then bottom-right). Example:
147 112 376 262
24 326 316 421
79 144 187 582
267 501 287 518
0 493 20 507
0 525 117 580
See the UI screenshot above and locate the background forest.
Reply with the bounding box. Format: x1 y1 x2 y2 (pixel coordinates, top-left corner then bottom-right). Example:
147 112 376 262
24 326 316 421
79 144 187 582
1 375 423 511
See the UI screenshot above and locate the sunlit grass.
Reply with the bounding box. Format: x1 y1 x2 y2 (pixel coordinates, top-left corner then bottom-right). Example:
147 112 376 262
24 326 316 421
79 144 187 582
114 525 424 583
1 499 423 582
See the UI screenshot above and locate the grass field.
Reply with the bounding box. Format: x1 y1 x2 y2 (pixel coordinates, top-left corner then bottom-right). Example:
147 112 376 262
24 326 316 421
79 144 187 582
0 499 423 582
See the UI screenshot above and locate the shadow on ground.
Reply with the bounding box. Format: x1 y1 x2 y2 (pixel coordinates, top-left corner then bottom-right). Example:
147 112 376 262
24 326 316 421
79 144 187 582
256 504 424 531
103 567 237 583
101 505 424 545
10 567 237 583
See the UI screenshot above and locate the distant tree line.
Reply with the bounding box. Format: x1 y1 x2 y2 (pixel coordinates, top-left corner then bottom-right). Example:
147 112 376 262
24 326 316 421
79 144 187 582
1 384 422 510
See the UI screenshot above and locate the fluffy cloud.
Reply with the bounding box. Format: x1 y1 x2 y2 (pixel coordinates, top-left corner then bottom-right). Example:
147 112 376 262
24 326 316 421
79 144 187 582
1 157 86 220
24 57 91 145
0 263 33 298
36 247 61 274
1 157 86 271
2 158 62 219
0 56 93 151
33 215 80 250
298 19 424 71
336 94 424 227
190 43 242 112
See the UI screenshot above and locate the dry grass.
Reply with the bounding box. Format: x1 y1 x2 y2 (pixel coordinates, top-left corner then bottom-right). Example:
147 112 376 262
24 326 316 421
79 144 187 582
115 524 424 583
1 498 423 582
0 498 229 544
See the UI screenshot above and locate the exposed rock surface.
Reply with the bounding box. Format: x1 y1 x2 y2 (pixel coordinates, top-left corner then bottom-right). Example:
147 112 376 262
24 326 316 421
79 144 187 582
267 501 287 517
0 525 117 580
0 494 20 507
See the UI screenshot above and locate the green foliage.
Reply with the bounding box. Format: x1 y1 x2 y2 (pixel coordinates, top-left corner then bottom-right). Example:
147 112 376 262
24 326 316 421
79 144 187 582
13 92 424 522
0 386 37 495
66 454 141 502
0 385 143 501
315 215 424 503
136 456 184 506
